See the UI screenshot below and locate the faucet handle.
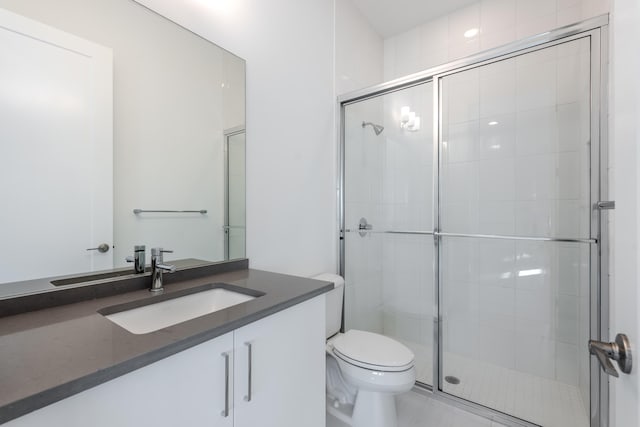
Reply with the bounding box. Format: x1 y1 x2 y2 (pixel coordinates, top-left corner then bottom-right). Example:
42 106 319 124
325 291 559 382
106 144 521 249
151 248 173 265
156 263 177 273
151 247 173 256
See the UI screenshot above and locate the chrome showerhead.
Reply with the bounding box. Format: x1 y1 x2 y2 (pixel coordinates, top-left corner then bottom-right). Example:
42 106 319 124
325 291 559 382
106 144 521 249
362 121 384 136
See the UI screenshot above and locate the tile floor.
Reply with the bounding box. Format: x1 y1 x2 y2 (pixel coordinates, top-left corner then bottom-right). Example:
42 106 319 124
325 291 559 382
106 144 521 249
327 390 507 427
396 391 508 427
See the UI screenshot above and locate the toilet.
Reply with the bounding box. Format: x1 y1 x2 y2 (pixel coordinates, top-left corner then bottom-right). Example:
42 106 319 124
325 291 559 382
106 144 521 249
314 273 416 427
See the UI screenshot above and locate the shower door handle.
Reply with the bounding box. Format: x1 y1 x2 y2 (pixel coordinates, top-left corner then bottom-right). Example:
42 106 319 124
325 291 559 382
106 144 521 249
589 333 632 377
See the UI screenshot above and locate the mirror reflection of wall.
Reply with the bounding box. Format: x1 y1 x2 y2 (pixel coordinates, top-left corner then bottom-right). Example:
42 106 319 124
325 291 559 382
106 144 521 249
0 0 246 289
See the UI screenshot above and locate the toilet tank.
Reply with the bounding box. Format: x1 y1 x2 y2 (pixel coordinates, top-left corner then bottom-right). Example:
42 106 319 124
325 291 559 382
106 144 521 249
312 273 344 338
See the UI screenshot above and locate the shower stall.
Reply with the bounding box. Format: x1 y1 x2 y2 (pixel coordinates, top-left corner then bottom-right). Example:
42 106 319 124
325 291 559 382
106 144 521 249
339 16 609 427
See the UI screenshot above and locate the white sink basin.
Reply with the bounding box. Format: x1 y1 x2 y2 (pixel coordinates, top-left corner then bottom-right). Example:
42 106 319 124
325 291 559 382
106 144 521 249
104 286 257 334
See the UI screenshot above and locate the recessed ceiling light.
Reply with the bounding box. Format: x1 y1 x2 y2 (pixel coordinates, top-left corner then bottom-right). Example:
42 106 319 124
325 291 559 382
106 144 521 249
464 28 479 38
488 121 498 126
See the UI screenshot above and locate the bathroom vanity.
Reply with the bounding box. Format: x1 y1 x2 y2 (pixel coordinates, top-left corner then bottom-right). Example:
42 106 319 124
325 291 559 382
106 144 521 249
0 263 331 427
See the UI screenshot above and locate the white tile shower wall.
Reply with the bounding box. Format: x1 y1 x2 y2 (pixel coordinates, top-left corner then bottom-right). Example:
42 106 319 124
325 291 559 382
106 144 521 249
383 0 610 81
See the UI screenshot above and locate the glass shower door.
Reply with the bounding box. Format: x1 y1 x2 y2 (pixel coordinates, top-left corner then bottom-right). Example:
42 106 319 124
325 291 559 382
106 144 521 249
342 82 435 385
438 36 594 427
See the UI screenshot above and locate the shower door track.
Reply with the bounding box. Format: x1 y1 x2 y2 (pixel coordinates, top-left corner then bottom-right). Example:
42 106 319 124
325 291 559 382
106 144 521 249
338 14 610 427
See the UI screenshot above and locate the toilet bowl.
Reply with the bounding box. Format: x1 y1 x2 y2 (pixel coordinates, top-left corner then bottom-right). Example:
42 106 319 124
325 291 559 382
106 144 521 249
315 273 416 427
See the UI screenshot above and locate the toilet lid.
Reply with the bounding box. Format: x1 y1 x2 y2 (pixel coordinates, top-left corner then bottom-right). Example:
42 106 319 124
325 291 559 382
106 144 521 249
332 330 414 371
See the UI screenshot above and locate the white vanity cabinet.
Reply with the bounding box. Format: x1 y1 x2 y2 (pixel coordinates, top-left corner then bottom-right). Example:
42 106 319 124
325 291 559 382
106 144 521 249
6 296 325 427
233 296 326 427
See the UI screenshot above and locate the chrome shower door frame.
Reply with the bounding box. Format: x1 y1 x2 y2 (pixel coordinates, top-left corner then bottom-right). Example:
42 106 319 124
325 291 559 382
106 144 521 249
338 14 610 427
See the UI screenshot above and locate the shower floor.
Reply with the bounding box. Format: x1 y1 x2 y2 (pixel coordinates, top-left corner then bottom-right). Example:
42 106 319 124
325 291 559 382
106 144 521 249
395 338 589 427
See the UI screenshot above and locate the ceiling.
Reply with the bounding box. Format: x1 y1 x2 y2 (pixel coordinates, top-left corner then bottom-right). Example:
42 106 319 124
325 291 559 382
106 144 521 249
350 0 480 38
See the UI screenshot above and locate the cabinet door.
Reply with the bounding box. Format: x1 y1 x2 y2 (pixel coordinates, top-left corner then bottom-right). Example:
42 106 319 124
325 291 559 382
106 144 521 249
233 296 325 427
6 332 234 427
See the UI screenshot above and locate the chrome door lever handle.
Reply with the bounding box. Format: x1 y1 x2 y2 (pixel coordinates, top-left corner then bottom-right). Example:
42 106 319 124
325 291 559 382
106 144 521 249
590 343 619 377
86 243 110 253
589 333 632 377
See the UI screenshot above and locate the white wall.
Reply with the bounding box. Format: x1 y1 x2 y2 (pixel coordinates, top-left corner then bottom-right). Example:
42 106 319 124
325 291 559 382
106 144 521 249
610 0 640 425
134 0 336 276
335 0 384 95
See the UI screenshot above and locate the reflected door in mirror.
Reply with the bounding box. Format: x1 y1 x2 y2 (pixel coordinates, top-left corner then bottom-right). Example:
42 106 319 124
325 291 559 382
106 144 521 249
0 9 113 283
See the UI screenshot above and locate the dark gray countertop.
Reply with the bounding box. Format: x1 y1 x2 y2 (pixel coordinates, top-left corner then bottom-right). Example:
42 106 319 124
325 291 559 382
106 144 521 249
0 266 333 424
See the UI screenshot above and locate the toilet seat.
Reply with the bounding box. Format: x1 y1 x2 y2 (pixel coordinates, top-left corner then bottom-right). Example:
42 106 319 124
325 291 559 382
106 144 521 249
331 330 414 372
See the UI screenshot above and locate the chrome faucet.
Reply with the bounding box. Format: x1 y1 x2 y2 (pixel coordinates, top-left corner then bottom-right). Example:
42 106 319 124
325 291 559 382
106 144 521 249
150 247 176 293
125 245 146 274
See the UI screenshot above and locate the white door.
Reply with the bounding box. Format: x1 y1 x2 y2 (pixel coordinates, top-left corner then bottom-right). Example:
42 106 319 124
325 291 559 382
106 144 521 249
0 8 113 283
610 0 640 425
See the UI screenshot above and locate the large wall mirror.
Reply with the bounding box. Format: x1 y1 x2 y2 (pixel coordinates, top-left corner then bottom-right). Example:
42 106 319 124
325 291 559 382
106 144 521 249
0 0 246 296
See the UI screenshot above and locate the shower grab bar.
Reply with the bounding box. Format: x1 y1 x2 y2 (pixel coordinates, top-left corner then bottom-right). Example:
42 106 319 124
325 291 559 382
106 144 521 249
344 229 597 244
133 209 207 214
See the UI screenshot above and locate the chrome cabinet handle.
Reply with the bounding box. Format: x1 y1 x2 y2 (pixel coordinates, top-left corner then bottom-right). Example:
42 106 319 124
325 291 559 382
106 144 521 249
244 342 252 402
589 333 632 377
221 352 230 417
86 243 110 253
